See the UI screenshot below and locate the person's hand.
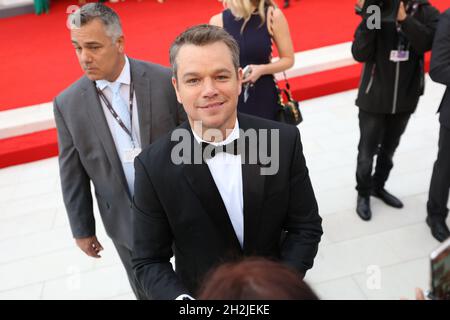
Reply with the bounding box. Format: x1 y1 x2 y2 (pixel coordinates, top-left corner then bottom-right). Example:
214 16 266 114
397 1 407 22
75 236 104 258
415 288 426 300
400 288 427 300
241 64 265 84
356 0 365 9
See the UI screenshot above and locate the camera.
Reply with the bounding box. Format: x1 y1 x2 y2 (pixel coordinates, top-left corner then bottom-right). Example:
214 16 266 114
356 0 403 22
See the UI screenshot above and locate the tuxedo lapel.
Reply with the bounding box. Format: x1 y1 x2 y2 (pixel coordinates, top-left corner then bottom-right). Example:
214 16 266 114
83 79 131 199
130 59 152 147
181 132 242 252
242 162 265 254
239 115 266 254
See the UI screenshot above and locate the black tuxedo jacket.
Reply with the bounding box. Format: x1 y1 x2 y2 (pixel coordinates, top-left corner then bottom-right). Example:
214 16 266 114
132 113 322 299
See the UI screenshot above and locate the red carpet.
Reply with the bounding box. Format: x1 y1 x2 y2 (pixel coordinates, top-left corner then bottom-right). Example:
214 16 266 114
0 129 58 168
0 0 449 168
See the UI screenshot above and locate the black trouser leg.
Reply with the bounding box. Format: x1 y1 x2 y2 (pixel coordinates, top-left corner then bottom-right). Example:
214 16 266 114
372 112 411 190
113 241 148 300
427 125 450 222
356 110 384 197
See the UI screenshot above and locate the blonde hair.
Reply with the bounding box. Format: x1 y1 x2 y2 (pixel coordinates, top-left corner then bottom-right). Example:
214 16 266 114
223 0 274 33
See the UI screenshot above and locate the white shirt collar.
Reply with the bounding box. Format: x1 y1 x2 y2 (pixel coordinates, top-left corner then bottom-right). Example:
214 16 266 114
192 118 240 146
95 56 130 91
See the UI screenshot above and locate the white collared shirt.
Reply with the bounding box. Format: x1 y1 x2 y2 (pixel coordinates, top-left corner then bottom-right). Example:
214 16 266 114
95 56 141 194
192 119 244 248
95 56 141 149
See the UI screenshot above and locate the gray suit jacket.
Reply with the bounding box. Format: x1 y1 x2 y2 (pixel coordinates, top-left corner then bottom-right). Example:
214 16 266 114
54 58 186 249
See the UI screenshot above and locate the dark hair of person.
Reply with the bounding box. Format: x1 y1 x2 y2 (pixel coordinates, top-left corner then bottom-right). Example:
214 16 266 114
197 257 319 300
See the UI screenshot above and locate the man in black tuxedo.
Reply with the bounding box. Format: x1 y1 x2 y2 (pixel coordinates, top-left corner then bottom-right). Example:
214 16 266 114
426 8 450 242
132 24 322 300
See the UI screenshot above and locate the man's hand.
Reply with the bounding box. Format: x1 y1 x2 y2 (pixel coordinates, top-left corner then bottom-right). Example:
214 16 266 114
397 1 408 22
75 236 104 258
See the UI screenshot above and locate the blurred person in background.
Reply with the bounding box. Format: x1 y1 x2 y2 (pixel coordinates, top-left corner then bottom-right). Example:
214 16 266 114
34 0 49 15
426 7 450 242
210 0 294 121
351 0 440 221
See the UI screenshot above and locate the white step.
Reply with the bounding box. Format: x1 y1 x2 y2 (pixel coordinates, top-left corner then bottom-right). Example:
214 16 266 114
0 0 33 6
0 102 54 139
274 42 356 80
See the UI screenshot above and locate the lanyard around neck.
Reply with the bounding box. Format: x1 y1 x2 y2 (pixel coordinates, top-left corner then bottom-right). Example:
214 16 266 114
95 79 136 146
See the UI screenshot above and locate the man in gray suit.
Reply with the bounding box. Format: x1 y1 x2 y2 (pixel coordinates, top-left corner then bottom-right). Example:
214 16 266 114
53 3 185 299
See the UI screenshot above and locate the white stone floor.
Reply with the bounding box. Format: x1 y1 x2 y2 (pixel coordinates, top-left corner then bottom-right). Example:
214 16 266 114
0 75 448 300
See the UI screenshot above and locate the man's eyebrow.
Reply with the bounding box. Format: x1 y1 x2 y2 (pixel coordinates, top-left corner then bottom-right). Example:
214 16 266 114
181 69 233 79
84 41 102 46
181 72 200 80
213 68 233 74
71 41 102 46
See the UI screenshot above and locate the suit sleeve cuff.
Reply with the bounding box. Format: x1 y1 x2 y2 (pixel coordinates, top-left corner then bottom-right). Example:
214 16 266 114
175 294 195 300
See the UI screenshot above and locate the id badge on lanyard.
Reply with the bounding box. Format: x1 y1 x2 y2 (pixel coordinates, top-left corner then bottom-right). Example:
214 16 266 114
390 50 410 62
390 2 418 63
96 79 141 163
391 31 410 62
123 147 142 163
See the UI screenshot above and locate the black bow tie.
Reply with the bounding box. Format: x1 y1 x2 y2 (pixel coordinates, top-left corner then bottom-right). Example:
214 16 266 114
201 139 241 160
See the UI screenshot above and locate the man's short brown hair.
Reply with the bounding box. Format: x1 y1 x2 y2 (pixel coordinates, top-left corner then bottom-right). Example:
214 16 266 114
169 24 240 80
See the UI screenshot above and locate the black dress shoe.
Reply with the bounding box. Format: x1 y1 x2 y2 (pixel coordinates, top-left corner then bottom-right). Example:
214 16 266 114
371 188 403 208
356 195 372 221
426 217 450 242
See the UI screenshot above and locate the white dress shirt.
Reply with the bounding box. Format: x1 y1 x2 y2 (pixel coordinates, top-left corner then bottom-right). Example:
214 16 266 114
192 119 244 248
95 57 141 195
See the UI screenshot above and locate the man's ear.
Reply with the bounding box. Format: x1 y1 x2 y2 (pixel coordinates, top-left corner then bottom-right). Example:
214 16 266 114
116 35 125 53
237 67 243 96
172 77 182 103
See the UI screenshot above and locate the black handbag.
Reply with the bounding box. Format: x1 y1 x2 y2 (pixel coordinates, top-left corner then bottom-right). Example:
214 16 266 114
275 75 303 125
267 6 303 126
